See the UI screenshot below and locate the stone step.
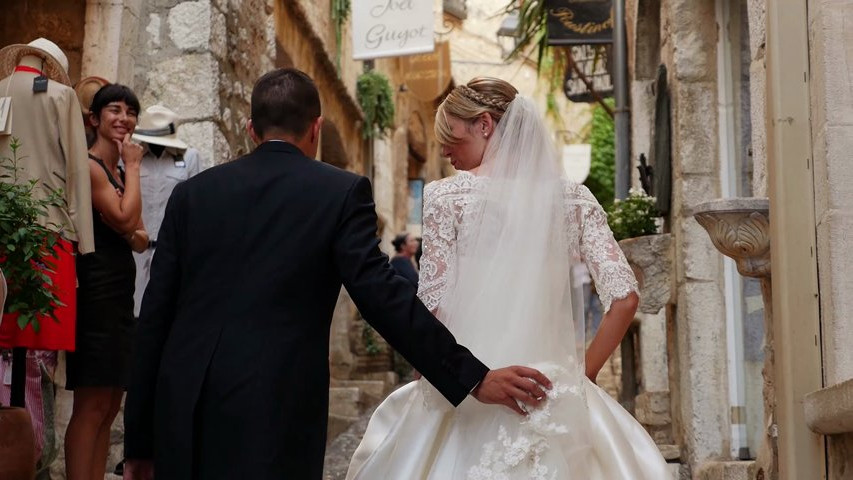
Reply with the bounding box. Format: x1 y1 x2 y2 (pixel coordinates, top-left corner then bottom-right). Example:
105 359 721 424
330 379 391 405
696 460 757 480
658 443 681 461
327 413 360 445
328 387 366 418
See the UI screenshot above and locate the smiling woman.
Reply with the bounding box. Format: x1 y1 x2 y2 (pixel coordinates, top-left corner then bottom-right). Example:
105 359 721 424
63 83 149 480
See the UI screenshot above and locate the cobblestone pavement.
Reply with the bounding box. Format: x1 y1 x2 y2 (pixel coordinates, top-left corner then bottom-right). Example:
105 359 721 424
323 405 378 480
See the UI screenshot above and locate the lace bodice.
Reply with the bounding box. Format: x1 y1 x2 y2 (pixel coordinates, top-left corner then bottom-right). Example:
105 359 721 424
417 172 638 314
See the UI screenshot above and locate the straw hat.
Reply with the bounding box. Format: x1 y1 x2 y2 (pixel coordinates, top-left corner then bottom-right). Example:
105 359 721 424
132 105 188 150
0 38 71 86
74 76 111 117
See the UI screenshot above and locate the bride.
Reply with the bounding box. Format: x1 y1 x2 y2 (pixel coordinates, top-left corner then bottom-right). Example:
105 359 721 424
346 78 668 479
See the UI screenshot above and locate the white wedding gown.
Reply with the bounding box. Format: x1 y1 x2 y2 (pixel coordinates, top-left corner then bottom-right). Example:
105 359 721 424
346 172 669 480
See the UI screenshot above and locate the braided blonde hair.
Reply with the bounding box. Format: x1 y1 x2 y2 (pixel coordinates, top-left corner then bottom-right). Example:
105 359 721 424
435 77 518 145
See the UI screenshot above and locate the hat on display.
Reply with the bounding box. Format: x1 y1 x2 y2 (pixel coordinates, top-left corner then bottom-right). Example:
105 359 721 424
132 105 188 150
74 76 111 117
0 38 71 86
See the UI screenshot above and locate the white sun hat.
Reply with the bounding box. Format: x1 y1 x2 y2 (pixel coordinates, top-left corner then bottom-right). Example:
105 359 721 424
132 104 189 150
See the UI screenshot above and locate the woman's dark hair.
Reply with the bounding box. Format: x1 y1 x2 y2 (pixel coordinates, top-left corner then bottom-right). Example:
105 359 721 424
392 233 409 253
251 68 321 138
89 84 141 120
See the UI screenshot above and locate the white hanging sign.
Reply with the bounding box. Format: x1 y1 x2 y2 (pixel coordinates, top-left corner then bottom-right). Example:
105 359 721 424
352 0 435 60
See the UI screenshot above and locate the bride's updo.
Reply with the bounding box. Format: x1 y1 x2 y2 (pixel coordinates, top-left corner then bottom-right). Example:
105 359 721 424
435 77 518 145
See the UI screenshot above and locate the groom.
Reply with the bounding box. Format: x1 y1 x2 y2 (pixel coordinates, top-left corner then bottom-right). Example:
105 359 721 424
123 68 551 480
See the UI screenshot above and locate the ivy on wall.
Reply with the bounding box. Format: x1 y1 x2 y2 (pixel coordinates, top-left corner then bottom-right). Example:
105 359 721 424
331 0 350 74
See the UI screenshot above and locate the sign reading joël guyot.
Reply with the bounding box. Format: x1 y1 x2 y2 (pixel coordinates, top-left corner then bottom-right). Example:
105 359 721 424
546 0 614 45
353 0 435 60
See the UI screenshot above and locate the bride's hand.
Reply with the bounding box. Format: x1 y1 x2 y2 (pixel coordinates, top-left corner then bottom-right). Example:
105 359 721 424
470 366 552 415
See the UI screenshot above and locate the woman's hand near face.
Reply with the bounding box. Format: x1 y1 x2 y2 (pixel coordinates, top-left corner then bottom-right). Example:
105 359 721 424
117 133 144 170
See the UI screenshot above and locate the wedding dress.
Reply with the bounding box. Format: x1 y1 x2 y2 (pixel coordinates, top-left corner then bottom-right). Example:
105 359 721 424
346 96 669 480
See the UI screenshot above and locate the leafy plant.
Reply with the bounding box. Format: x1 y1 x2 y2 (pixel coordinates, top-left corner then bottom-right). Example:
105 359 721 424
607 188 660 241
0 138 65 332
356 71 395 139
331 0 350 74
501 2 611 117
362 323 384 356
585 98 615 211
501 0 549 70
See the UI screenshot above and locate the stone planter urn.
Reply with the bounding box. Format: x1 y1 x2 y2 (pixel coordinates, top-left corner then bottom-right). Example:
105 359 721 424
0 406 36 480
618 233 673 315
692 197 775 480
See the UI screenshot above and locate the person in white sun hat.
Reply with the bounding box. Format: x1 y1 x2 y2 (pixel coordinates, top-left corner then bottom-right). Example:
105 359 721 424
130 105 202 318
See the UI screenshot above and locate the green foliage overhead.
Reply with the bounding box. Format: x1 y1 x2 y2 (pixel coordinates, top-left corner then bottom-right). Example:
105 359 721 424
607 188 660 241
357 71 395 139
585 98 615 211
0 138 65 332
331 0 350 74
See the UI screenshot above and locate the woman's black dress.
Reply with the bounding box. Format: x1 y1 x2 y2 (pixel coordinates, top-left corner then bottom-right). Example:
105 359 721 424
66 155 136 390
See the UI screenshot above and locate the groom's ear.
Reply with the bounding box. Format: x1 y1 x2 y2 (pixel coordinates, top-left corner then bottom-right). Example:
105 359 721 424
247 119 261 145
310 116 324 145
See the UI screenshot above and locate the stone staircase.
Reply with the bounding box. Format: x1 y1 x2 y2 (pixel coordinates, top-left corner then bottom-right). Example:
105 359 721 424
327 372 398 443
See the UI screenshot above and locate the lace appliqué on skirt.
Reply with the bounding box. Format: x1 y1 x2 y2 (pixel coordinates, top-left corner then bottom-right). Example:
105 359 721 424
467 364 584 480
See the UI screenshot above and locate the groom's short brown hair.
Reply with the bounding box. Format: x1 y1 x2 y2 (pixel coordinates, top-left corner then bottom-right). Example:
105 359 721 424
251 68 321 138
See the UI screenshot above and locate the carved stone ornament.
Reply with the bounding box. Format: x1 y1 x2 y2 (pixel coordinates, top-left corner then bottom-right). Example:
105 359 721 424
692 198 771 278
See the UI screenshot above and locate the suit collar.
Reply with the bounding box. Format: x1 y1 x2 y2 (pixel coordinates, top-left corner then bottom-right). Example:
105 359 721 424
254 141 306 156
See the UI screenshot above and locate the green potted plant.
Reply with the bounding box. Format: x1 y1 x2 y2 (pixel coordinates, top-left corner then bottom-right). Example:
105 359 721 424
0 137 65 480
356 71 395 139
609 187 673 315
607 187 660 242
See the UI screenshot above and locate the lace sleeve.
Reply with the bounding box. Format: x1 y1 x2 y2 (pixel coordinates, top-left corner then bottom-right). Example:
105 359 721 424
576 187 638 313
417 181 455 312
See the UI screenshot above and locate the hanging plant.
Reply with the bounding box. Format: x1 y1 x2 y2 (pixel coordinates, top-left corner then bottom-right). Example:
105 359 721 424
356 71 395 139
331 0 350 74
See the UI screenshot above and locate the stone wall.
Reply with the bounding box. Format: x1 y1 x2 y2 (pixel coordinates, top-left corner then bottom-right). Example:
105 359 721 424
635 0 730 471
133 0 275 169
807 0 853 477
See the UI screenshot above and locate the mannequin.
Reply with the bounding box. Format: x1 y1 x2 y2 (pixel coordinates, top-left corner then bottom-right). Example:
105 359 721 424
0 38 90 351
0 38 91 466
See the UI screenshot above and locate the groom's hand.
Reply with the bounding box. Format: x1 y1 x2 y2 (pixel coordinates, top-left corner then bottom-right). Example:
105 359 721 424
123 459 154 480
470 366 552 415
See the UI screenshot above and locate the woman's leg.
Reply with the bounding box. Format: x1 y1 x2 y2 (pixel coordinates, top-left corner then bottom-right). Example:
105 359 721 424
64 387 115 480
91 388 125 480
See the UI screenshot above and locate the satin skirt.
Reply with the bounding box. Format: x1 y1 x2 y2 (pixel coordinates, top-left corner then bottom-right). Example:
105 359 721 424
347 377 669 480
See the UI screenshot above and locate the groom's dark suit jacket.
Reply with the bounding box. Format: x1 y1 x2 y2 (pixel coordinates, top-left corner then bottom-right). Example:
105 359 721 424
124 141 489 479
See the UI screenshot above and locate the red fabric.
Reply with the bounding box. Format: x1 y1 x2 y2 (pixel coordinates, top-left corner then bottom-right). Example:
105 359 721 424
13 65 45 76
0 239 76 351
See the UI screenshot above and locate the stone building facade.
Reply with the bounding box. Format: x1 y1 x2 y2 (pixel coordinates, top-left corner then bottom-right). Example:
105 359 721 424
624 0 853 479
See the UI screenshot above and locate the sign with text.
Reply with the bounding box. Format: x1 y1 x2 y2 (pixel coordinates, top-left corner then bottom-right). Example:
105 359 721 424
546 0 613 45
400 42 452 101
353 0 435 60
564 45 613 103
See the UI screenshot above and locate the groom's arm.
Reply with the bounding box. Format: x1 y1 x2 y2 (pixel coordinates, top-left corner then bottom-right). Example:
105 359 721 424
332 177 488 405
124 182 186 460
